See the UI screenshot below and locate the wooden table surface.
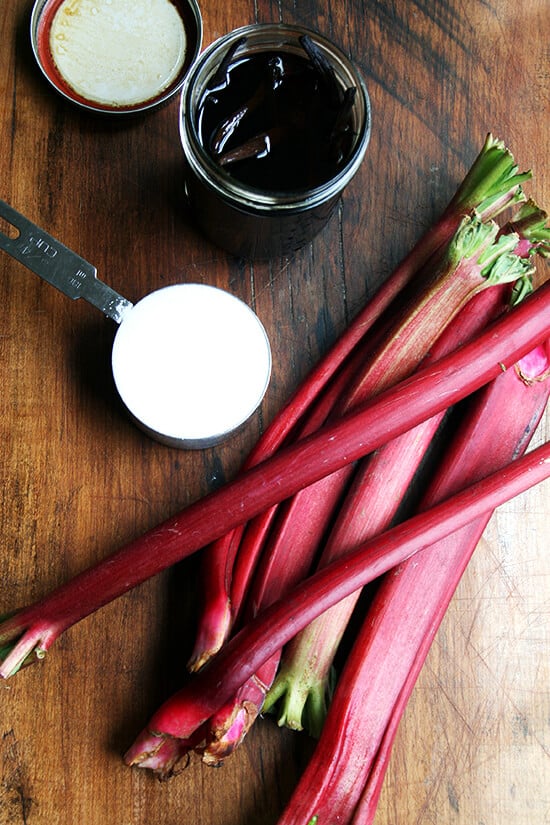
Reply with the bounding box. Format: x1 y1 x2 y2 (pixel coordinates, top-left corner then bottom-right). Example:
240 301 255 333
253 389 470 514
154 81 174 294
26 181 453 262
1 0 548 823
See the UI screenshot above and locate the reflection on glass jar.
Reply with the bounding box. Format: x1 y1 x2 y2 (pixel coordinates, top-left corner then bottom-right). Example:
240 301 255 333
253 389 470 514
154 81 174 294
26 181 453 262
179 24 371 259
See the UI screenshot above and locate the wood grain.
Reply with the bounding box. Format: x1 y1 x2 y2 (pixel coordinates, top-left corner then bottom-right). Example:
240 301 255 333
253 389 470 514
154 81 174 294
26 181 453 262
1 1 548 823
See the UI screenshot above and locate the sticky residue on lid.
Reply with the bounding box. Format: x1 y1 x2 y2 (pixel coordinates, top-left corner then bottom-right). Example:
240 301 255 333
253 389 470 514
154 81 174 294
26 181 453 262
49 0 187 107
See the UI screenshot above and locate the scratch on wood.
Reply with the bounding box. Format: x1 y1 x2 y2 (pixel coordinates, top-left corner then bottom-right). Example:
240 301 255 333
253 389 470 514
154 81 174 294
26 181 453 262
447 781 460 813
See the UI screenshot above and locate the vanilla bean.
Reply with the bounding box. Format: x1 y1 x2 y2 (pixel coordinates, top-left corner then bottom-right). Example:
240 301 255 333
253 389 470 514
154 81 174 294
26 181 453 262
299 34 342 108
330 87 357 163
218 133 272 166
207 36 247 92
211 107 249 156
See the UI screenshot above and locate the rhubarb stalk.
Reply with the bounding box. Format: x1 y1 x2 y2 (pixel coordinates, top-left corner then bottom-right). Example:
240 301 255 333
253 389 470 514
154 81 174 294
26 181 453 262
201 285 510 762
1 279 548 680
265 204 550 737
245 216 535 610
195 215 535 758
188 133 531 669
273 340 550 824
188 329 383 673
124 435 550 767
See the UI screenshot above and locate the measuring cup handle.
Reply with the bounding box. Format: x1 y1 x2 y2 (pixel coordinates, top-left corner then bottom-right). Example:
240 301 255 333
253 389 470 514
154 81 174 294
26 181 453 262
0 199 132 323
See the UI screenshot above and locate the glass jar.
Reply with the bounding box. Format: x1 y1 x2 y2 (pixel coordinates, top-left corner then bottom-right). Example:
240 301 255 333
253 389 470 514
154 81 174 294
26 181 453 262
179 23 371 259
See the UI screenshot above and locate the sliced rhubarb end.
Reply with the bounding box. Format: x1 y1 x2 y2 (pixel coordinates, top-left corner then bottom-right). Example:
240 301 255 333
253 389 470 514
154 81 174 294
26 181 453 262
199 700 260 767
478 185 528 222
476 223 535 288
0 642 42 679
125 718 210 778
516 341 550 384
199 674 271 765
187 574 235 674
187 604 232 674
504 198 550 259
123 731 159 767
0 617 60 679
187 650 214 675
265 675 328 737
446 212 498 267
124 730 194 779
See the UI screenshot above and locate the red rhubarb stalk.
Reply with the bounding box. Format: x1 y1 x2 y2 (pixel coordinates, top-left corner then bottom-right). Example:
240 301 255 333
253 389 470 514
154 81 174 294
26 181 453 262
349 520 497 823
196 215 535 756
188 330 381 672
200 285 511 763
124 434 550 767
225 318 395 628
223 196 546 645
265 205 550 737
273 340 550 824
357 345 550 825
188 134 532 668
241 218 534 618
1 280 549 679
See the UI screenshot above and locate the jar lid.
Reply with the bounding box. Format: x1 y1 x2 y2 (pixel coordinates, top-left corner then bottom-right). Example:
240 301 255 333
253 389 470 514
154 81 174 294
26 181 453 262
30 0 203 114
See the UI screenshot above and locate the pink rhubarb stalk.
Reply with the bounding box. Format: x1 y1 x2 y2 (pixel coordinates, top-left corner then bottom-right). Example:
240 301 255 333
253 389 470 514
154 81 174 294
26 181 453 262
124 434 550 769
200 284 511 763
265 204 550 737
188 329 382 672
273 340 550 824
1 280 549 679
195 214 536 758
242 218 535 609
363 345 550 825
188 133 531 669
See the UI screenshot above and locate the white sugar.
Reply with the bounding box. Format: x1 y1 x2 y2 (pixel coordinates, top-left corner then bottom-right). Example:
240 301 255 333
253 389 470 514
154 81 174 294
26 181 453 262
111 284 271 445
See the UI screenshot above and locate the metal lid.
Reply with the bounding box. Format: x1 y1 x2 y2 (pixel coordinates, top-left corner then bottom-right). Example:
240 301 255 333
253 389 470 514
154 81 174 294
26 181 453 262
30 0 203 115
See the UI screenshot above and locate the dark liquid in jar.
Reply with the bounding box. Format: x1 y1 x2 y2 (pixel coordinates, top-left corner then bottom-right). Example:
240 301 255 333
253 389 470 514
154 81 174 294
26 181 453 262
197 48 357 192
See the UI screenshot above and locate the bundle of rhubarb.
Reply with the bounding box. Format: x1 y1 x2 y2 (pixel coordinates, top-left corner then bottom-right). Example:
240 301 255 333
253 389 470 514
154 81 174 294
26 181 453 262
1 135 550 824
